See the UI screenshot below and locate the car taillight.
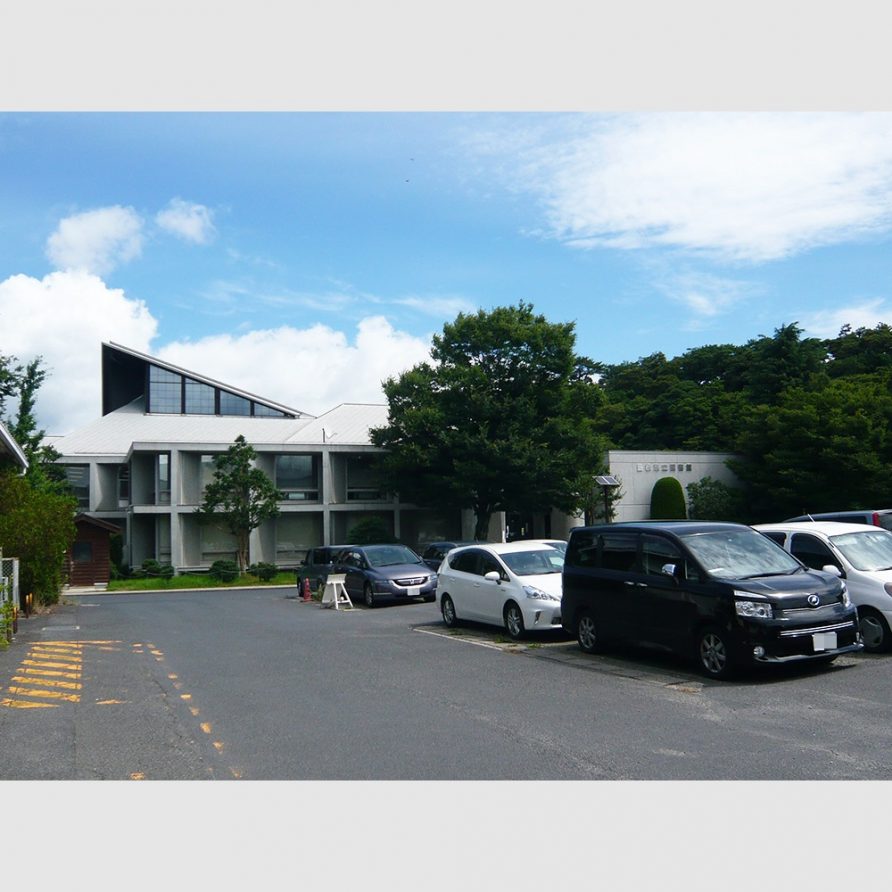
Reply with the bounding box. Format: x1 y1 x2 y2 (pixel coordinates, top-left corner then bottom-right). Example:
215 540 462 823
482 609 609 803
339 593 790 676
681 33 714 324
873 512 881 526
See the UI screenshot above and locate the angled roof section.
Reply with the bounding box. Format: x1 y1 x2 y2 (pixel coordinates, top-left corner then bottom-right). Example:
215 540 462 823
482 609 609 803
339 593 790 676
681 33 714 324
287 403 390 446
0 419 28 471
102 342 311 419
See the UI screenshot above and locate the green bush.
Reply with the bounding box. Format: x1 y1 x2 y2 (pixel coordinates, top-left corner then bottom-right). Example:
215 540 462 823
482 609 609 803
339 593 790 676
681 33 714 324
347 516 397 544
687 476 749 523
132 559 175 579
209 559 240 582
650 476 687 520
248 562 278 581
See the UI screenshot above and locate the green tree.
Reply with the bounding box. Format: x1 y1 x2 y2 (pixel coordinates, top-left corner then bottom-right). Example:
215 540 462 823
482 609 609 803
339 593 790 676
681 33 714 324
0 470 76 605
194 435 281 573
650 476 687 519
371 303 609 540
347 515 398 545
686 476 749 523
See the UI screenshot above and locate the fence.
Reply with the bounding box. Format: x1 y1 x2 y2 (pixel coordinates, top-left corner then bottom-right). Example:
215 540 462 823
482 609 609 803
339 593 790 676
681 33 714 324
1 556 21 642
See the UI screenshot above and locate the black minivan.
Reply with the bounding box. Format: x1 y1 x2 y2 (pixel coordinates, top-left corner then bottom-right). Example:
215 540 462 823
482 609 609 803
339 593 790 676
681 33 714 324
562 521 862 679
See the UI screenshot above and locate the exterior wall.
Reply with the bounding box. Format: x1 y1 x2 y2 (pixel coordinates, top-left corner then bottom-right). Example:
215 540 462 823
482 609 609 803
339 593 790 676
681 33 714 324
607 450 740 522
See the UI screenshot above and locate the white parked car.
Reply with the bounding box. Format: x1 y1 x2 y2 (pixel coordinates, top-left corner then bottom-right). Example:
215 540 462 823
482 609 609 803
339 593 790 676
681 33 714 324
435 541 564 639
755 521 892 653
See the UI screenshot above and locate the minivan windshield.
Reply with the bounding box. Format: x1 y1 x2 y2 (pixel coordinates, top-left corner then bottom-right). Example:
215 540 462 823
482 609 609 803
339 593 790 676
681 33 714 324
680 528 802 579
363 545 423 567
832 529 892 571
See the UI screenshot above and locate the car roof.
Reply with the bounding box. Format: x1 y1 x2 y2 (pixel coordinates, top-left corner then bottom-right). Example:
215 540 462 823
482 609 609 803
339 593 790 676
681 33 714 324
571 521 749 535
755 521 885 536
453 540 564 555
786 510 892 519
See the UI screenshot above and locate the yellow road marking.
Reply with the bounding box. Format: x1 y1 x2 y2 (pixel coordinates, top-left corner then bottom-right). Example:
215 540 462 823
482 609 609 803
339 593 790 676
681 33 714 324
96 699 127 705
130 772 145 780
213 741 224 752
200 722 212 734
12 675 81 691
19 667 81 680
180 693 192 700
21 659 81 672
189 707 200 716
1 698 58 709
6 686 80 702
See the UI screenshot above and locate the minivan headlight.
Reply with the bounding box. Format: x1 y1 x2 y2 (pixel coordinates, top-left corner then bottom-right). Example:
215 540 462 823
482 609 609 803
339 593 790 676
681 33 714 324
523 585 559 601
734 598 774 619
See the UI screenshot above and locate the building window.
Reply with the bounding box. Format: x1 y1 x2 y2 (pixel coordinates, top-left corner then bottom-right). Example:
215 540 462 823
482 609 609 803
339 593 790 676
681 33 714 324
185 378 216 414
345 454 385 501
220 391 251 416
253 403 286 418
72 541 93 563
200 454 218 493
117 464 130 506
276 455 319 501
157 454 171 505
149 366 183 413
65 465 90 509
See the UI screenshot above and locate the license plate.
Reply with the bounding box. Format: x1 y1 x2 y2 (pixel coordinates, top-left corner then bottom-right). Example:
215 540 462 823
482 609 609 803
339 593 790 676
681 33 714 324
407 586 420 597
813 631 837 652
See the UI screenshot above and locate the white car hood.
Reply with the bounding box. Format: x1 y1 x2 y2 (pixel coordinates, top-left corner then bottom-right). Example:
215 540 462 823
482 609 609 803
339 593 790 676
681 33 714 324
519 572 563 599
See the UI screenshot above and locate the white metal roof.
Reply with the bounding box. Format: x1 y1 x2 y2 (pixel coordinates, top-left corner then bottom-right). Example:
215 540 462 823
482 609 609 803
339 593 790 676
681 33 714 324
52 398 388 457
0 420 28 469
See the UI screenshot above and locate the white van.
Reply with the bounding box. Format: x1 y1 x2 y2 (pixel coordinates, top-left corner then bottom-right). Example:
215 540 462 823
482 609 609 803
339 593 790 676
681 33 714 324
755 521 892 653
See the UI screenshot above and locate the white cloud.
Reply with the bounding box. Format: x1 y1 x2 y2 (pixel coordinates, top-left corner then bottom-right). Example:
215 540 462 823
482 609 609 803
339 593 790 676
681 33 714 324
157 316 433 415
45 206 144 275
0 270 157 433
155 198 216 244
798 298 892 339
393 295 477 318
481 113 892 263
653 270 757 328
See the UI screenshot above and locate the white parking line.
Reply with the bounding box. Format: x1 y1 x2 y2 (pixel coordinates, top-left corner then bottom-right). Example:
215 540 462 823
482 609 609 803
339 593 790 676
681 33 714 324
414 627 505 650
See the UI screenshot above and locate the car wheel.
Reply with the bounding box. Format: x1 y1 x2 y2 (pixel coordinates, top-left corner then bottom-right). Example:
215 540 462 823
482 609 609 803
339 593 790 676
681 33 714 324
441 594 457 627
858 608 892 653
363 583 376 608
577 611 600 654
695 626 736 680
504 602 525 640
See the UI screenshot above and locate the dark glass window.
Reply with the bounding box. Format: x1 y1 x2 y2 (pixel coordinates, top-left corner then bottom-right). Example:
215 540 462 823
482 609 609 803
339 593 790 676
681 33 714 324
790 534 838 571
185 378 216 414
149 366 182 413
253 403 285 417
599 533 639 572
345 454 385 501
219 391 251 416
276 455 319 501
65 465 90 509
72 542 93 563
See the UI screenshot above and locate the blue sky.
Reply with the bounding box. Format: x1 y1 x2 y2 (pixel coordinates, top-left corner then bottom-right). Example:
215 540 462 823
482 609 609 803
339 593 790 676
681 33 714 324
4 111 892 434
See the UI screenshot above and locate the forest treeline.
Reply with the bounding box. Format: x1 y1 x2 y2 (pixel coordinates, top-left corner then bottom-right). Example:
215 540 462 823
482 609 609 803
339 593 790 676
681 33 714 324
594 322 892 523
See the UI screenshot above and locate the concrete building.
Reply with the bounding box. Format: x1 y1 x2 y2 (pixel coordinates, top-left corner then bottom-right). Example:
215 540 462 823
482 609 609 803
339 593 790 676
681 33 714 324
52 343 742 575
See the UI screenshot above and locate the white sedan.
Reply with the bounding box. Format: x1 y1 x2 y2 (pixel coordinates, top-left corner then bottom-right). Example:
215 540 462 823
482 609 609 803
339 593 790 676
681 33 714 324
435 541 564 640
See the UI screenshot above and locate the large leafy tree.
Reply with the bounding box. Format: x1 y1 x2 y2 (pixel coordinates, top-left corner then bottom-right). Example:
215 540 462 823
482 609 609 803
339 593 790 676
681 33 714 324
194 435 281 572
371 303 609 540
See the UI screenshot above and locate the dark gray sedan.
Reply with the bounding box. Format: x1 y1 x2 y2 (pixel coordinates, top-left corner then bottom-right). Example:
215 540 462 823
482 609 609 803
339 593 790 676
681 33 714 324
337 544 438 607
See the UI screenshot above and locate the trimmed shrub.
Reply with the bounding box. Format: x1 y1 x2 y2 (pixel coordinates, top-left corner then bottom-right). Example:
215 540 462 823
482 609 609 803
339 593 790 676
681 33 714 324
347 516 397 545
248 562 278 582
650 476 687 520
687 476 749 523
209 559 239 582
132 559 175 579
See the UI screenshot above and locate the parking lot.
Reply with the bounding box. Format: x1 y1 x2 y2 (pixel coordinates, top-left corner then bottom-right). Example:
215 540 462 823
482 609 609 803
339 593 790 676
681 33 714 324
2 586 891 781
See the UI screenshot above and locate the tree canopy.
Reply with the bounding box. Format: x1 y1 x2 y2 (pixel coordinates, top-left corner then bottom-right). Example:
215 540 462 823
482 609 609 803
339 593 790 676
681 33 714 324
194 435 281 572
371 303 609 539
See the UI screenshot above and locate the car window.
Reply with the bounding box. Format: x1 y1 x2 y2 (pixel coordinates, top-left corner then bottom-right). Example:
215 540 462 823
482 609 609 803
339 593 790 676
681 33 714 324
831 529 892 571
448 550 478 573
641 534 692 580
680 528 801 578
479 552 505 578
759 531 786 547
599 532 638 572
567 530 598 567
500 549 562 576
790 533 838 571
342 552 363 568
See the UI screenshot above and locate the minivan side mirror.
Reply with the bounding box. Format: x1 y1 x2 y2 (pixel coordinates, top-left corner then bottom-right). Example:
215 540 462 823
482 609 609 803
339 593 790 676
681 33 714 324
661 563 678 578
822 564 844 579
484 570 502 583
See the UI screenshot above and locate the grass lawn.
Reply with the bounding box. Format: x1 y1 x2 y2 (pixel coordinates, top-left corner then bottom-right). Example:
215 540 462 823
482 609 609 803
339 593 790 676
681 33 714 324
107 571 299 592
